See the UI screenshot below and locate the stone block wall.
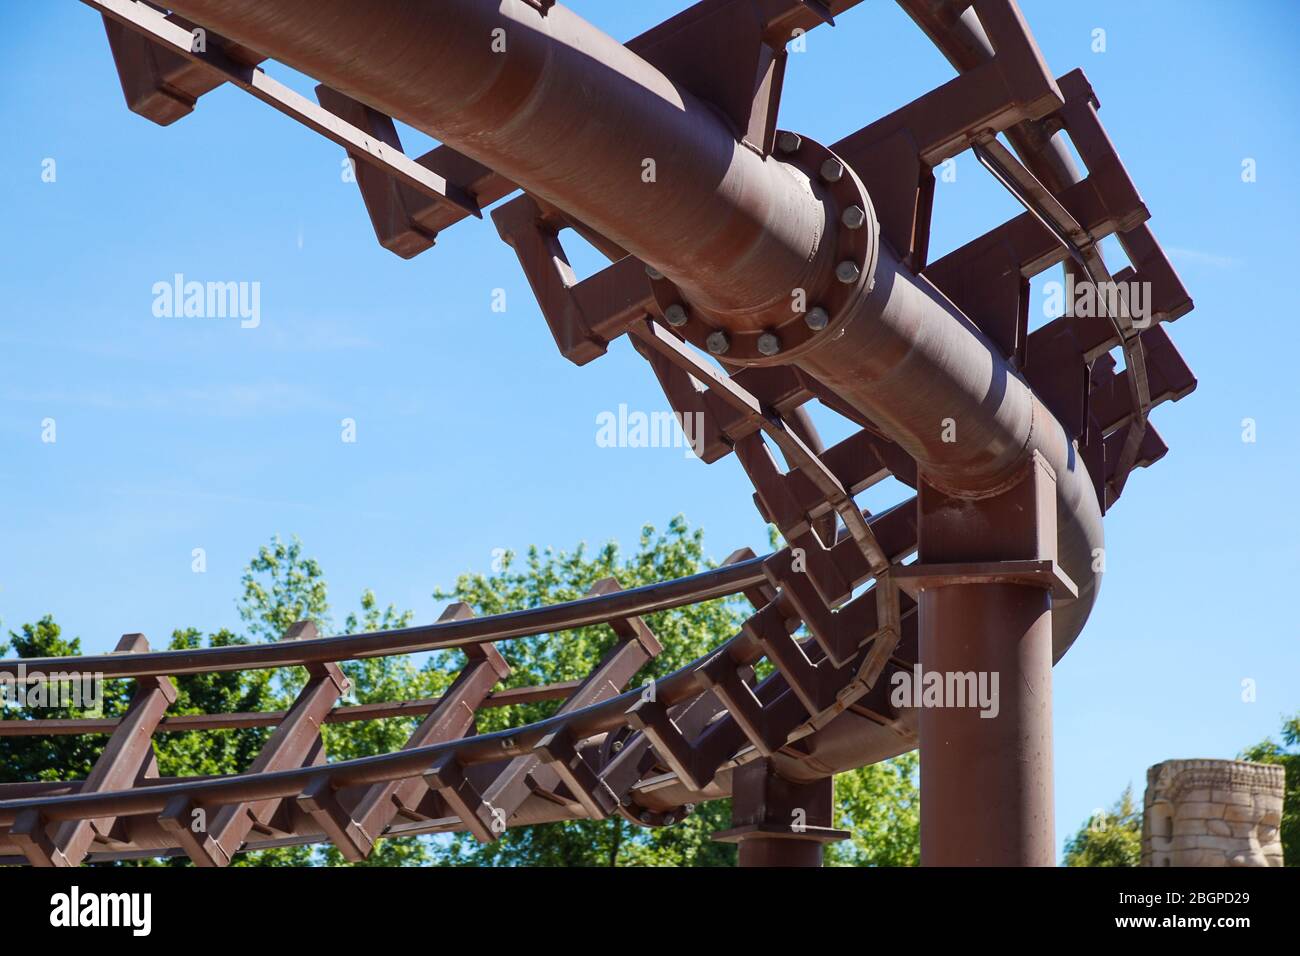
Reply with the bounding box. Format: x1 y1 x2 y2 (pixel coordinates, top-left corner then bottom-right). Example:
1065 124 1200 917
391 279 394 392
1141 758 1284 867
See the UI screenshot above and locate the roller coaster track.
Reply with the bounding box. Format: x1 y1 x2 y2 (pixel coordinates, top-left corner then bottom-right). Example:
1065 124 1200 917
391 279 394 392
0 0 1195 866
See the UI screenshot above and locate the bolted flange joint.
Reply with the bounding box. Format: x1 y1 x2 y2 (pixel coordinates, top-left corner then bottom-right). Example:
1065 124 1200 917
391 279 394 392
643 130 878 367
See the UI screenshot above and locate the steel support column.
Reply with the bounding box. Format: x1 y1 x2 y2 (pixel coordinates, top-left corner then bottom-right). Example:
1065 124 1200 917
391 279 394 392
919 585 1053 865
712 758 848 867
905 453 1069 866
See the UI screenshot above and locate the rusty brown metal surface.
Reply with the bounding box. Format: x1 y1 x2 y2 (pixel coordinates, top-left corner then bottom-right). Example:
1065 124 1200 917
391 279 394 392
1 0 1195 866
913 454 1060 865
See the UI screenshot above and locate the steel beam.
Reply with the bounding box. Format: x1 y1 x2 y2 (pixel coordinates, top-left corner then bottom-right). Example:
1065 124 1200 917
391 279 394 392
11 634 175 866
912 454 1061 865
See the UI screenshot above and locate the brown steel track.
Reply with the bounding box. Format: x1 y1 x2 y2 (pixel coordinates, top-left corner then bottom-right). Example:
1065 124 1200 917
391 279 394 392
1 503 919 864
1 0 1195 866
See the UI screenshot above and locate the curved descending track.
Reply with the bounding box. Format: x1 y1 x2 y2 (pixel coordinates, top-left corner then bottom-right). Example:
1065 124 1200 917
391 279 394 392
0 0 1195 866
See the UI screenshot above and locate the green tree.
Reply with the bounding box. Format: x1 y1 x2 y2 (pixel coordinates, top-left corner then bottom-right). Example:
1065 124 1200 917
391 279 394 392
1241 710 1299 866
827 751 920 866
0 616 132 783
238 534 331 642
1063 784 1142 866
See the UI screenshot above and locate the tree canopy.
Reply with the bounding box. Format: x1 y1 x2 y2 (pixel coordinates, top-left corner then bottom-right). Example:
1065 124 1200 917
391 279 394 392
1062 785 1143 867
1241 712 1299 866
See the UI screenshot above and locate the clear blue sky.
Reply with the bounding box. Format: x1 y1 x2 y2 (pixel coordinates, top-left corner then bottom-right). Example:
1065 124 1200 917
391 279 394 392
1 1 1297 861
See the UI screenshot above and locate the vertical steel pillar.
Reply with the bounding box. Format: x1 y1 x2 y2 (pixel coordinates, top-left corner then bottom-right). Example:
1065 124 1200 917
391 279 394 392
712 758 848 867
907 453 1071 866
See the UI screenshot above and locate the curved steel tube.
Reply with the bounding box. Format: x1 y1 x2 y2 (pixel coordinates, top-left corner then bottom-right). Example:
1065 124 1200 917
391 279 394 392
0 615 868 828
796 242 1102 661
154 0 1102 663
158 0 831 321
0 554 766 680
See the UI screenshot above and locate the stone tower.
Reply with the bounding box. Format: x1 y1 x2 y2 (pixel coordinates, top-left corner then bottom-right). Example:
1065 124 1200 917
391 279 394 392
1141 759 1284 867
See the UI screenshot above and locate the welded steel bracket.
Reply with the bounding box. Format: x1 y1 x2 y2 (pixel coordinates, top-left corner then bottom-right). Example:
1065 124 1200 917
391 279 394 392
11 633 175 867
429 578 660 842
89 0 487 233
833 0 1064 270
631 0 788 153
314 87 516 259
297 603 510 860
100 7 263 125
711 759 848 861
894 559 1077 602
160 621 348 866
909 452 1067 600
493 196 655 365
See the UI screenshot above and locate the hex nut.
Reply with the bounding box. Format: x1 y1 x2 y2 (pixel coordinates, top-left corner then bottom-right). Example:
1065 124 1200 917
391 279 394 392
664 303 688 327
836 260 861 284
841 204 866 230
757 332 781 356
805 306 830 330
777 131 803 154
706 330 730 355
820 158 844 183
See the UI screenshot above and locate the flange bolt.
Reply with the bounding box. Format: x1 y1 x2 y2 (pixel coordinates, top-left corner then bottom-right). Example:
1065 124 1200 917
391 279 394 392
841 204 866 230
645 264 664 280
836 260 861 284
820 158 844 183
777 131 803 154
805 306 830 330
757 332 781 356
706 331 730 355
664 303 688 327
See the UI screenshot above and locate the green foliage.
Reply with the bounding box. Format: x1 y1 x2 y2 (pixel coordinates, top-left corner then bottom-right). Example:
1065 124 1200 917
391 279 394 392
1063 785 1143 867
0 616 132 783
155 628 274 780
1241 711 1299 866
238 535 330 642
827 751 920 866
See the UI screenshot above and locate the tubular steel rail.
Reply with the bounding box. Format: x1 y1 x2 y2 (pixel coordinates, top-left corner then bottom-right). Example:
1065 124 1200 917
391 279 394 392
1 0 1195 867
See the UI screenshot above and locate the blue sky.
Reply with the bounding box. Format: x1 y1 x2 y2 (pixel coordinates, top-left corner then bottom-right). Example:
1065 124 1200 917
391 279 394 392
1 0 1297 861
